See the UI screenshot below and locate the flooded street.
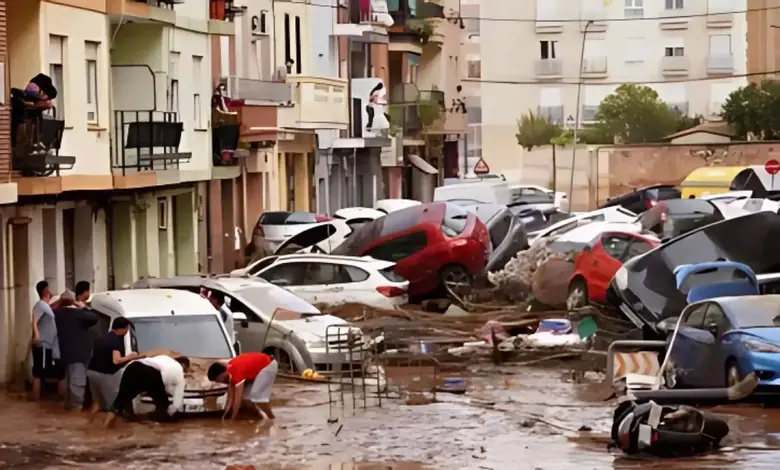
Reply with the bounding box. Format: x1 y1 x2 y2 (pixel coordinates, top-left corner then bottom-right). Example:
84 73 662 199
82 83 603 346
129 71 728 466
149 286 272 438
3 366 780 469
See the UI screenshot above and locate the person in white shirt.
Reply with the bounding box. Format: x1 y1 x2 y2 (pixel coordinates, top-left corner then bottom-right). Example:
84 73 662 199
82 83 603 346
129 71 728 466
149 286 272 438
104 354 190 428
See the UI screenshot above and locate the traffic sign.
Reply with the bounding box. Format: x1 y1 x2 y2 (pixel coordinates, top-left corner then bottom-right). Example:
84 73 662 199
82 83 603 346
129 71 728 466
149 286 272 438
766 159 780 175
473 157 490 175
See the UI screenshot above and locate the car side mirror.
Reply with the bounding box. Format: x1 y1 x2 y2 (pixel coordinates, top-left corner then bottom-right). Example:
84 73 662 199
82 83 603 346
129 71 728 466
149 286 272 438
657 317 678 334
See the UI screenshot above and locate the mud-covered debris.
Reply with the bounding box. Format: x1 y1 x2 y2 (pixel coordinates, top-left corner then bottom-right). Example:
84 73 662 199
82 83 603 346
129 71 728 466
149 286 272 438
475 320 509 345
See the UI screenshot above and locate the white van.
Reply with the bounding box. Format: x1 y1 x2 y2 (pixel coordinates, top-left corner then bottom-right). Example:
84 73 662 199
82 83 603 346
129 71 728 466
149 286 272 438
433 180 512 205
89 289 235 415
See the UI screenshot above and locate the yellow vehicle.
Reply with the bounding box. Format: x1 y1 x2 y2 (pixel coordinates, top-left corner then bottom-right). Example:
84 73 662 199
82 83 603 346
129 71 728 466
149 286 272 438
680 166 747 198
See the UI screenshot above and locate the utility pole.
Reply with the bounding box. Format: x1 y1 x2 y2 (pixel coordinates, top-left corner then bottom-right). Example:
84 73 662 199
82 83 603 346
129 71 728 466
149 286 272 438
569 20 592 213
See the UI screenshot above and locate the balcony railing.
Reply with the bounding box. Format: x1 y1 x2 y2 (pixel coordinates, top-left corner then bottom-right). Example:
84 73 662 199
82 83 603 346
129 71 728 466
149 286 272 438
111 110 190 174
212 111 241 166
226 76 293 104
659 8 690 29
283 76 349 129
389 82 422 132
707 54 734 74
535 59 563 78
581 105 598 123
131 0 180 8
582 57 607 75
537 105 563 125
388 0 443 33
10 93 75 177
661 55 689 74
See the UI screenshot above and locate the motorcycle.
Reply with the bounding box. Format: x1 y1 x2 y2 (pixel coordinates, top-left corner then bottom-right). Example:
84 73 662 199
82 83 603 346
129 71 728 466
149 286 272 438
610 399 729 457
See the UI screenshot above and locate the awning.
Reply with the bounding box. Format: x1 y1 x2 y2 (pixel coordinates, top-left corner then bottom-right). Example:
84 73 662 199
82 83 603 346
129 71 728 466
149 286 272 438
407 154 437 175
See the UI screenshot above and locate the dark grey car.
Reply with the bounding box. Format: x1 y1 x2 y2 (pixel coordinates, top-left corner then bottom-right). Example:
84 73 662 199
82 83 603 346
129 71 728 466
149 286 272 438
461 203 529 273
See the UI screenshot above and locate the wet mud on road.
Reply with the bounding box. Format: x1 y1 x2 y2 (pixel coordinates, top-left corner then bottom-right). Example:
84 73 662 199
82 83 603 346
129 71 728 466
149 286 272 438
3 367 780 470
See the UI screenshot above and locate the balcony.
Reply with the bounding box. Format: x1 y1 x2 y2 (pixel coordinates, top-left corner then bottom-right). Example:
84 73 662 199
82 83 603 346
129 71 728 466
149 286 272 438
579 17 608 33
581 57 608 78
389 83 422 133
535 59 563 80
537 105 564 125
581 105 598 123
10 99 75 177
422 90 467 135
661 55 690 76
707 12 733 28
535 19 564 34
707 54 734 75
667 102 689 116
335 0 392 42
212 112 242 166
111 110 190 174
106 0 178 23
208 0 239 36
226 77 293 105
281 76 349 130
388 1 445 42
659 9 690 30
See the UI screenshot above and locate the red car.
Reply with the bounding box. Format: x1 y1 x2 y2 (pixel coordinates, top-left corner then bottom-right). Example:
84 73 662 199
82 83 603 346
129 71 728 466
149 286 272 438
333 202 490 297
566 231 660 309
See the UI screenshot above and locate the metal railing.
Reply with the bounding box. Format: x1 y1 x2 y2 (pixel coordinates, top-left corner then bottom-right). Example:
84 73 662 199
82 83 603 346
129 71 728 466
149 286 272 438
226 76 293 103
111 110 190 174
10 98 75 177
537 105 564 125
535 58 563 77
389 82 422 132
582 57 607 74
707 54 734 73
661 55 689 72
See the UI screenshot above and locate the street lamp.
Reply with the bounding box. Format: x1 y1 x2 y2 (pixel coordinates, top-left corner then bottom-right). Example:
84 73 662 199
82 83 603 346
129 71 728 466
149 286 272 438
568 19 593 213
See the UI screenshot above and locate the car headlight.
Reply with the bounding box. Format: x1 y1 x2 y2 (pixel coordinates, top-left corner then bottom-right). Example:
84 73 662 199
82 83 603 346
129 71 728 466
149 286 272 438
296 331 326 349
745 339 780 353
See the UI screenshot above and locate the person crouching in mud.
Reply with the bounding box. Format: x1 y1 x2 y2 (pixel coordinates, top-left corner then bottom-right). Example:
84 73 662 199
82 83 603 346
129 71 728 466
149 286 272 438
207 352 278 421
104 354 190 427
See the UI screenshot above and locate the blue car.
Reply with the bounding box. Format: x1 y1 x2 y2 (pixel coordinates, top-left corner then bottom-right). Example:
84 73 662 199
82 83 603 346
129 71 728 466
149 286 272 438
665 262 780 390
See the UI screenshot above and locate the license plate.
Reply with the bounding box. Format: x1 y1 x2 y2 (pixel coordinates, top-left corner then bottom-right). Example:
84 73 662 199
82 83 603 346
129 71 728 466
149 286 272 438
184 404 204 413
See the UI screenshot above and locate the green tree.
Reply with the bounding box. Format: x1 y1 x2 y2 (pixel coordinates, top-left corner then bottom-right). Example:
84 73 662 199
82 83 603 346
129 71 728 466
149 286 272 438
721 80 780 140
594 84 681 143
516 110 563 151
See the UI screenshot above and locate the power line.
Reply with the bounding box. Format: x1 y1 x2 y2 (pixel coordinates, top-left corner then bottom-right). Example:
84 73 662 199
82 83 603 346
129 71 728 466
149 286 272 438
274 0 780 24
463 70 779 86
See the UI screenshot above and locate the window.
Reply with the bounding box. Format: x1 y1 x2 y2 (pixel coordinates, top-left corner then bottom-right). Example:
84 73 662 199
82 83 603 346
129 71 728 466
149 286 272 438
536 0 559 21
260 262 307 286
248 256 278 276
665 0 684 9
540 40 557 59
408 53 420 83
624 0 643 18
709 34 732 54
708 0 731 13
169 52 179 113
132 315 233 359
467 58 481 79
683 303 708 329
193 55 203 127
701 303 730 337
294 16 302 74
625 239 655 258
284 14 292 70
48 35 65 119
489 215 512 248
303 263 365 285
85 41 99 123
665 47 684 57
169 80 179 113
601 234 632 260
260 11 267 33
442 204 469 237
367 232 428 262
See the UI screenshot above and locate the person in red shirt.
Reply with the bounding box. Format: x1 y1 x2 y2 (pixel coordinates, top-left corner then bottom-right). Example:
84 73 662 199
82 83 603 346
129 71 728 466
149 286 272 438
207 352 278 421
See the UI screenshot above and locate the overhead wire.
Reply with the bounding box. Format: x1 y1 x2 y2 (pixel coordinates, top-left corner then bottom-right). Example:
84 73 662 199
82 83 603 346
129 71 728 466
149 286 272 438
273 0 780 23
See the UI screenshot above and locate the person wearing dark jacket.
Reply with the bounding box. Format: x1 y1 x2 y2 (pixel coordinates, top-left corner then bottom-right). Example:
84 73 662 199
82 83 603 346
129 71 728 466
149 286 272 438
54 290 98 410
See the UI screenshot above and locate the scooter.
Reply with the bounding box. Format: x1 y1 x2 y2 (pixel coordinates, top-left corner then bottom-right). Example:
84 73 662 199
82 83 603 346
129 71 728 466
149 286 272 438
610 372 758 456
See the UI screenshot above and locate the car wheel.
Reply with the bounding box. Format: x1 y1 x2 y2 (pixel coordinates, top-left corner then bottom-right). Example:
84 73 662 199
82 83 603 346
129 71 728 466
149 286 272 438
726 361 742 388
440 264 471 296
566 279 588 310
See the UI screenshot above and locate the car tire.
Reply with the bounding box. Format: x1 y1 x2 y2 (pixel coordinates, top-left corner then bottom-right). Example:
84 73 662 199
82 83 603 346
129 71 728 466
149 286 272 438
566 279 588 310
726 361 742 388
440 264 471 294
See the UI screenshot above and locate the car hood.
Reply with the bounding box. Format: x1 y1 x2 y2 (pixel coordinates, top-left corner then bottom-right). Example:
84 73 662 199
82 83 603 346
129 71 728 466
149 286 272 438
614 212 780 326
276 314 351 337
736 328 780 345
274 220 352 255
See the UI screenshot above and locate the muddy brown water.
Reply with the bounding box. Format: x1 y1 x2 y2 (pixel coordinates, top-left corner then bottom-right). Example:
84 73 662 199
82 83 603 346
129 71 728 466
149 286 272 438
3 368 780 470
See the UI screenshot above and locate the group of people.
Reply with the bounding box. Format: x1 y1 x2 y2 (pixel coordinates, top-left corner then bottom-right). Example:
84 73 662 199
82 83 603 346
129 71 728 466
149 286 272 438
30 280 279 426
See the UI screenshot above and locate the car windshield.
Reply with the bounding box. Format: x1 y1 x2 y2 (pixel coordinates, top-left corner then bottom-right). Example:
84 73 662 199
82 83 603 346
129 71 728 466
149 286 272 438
131 315 232 358
442 203 469 237
238 287 322 316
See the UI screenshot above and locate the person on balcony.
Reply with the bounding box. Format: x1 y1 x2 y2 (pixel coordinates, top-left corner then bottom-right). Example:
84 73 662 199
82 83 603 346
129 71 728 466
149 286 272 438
10 73 57 149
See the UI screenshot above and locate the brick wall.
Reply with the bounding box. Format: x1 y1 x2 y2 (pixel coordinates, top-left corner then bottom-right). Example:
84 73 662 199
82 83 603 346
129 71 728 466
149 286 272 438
0 0 9 183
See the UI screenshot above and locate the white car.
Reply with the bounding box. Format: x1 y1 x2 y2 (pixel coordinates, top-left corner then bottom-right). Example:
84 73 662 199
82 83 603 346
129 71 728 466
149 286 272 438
528 206 637 245
232 253 409 309
88 289 235 415
273 219 352 255
334 207 385 232
251 211 332 253
374 199 421 213
508 184 569 212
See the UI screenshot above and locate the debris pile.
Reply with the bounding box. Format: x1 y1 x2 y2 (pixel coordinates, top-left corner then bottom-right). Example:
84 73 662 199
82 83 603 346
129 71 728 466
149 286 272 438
487 237 578 307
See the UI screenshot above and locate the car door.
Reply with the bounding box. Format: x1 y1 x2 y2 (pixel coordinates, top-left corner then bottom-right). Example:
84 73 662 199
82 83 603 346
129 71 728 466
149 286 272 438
294 262 361 305
700 303 733 387
366 231 431 284
229 295 272 354
588 233 632 299
256 261 307 289
669 302 710 387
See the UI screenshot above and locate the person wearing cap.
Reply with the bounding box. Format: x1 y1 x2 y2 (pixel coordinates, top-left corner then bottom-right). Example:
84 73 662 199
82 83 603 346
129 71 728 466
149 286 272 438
207 352 278 421
86 317 139 419
53 289 98 410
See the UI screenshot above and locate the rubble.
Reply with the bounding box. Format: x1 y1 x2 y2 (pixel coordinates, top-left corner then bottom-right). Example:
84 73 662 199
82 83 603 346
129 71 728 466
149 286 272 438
487 237 579 307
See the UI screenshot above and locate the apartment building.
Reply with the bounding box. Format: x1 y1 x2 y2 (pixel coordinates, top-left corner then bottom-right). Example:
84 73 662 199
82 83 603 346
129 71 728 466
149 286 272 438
0 0 16 203
0 0 235 383
479 0 748 164
461 0 481 175
746 0 780 82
